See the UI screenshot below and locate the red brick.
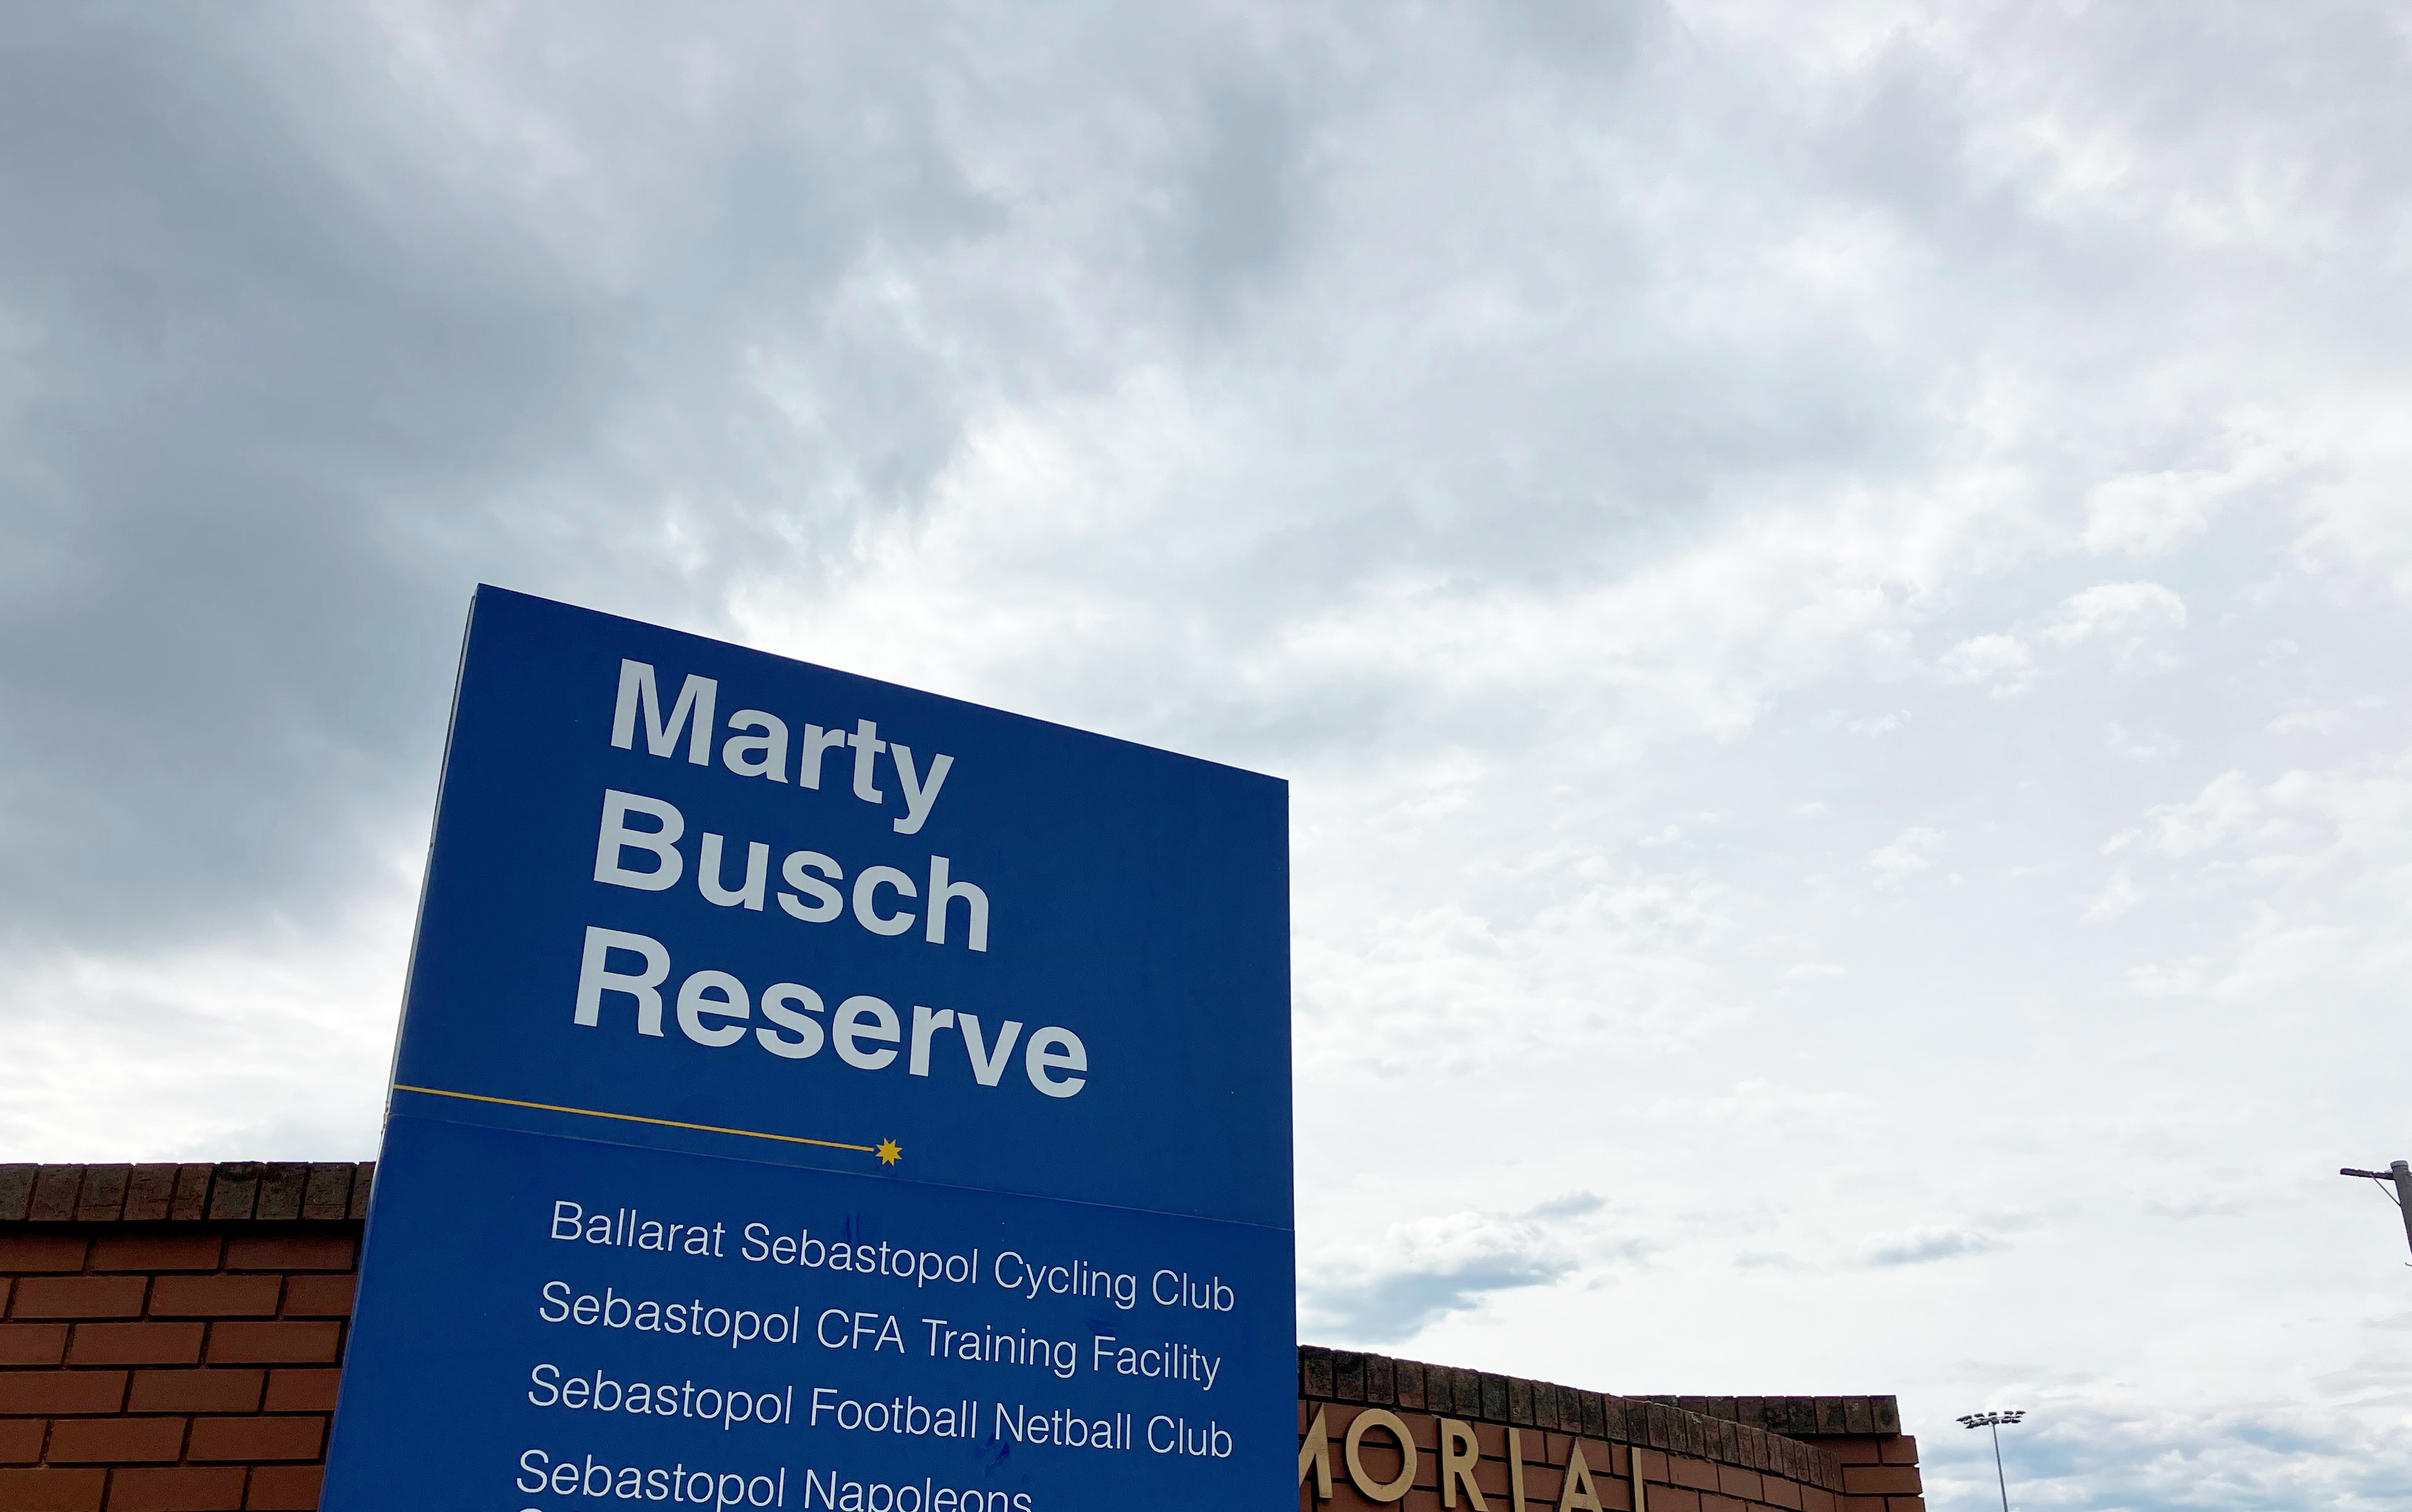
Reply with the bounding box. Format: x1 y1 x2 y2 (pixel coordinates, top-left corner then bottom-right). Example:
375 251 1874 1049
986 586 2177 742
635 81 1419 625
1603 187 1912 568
0 1168 34 1225
1701 1497 1745 1512
1761 1477 1803 1510
1833 1441 1881 1465
260 1372 338 1413
187 1416 323 1462
0 1327 68 1366
168 1169 213 1224
11 1280 147 1322
275 1278 351 1320
0 1237 89 1275
0 1373 125 1415
220 1238 351 1274
204 1168 256 1223
1841 1467 1920 1497
253 1168 308 1224
121 1168 182 1224
203 1323 339 1365
299 1166 354 1224
1671 1456 1719 1492
73 1169 129 1224
0 1467 108 1510
1649 1489 1701 1512
45 1416 185 1463
103 1466 246 1511
148 1279 279 1320
88 1238 221 1275
1840 1499 1885 1512
28 1169 83 1224
1880 1436 1918 1466
1885 1500 1925 1512
1716 1465 1761 1500
243 1465 321 1511
68 1324 205 1367
0 1420 43 1465
126 1372 263 1415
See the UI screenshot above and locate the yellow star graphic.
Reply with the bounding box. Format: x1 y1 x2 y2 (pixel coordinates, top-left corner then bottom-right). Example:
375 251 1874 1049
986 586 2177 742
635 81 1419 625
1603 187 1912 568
876 1139 903 1166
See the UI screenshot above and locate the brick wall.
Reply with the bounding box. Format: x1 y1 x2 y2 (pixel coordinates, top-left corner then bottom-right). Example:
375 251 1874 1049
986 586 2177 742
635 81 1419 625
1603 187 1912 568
1297 1349 1922 1512
3 1165 1920 1512
0 1164 370 1512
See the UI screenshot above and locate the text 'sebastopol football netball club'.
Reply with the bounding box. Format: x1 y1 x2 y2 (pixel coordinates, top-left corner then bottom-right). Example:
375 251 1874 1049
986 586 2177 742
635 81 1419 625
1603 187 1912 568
321 587 1294 1512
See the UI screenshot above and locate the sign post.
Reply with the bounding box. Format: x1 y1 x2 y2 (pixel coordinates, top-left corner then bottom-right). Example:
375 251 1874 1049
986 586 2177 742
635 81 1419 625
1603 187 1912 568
322 587 1294 1511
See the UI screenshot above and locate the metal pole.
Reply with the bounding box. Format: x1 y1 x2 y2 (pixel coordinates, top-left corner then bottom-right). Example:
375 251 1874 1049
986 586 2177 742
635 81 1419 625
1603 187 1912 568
1991 1420 2009 1512
2390 1161 2412 1258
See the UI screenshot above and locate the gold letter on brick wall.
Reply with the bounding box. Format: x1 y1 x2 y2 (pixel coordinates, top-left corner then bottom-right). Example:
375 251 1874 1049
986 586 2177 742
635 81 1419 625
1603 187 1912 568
1507 1427 1528 1512
1440 1418 1488 1510
1300 1407 1334 1499
1345 1409 1418 1503
1558 1443 1605 1512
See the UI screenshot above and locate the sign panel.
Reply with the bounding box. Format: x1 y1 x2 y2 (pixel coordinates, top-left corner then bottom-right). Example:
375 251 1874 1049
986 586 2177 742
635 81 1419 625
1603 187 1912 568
322 587 1294 1512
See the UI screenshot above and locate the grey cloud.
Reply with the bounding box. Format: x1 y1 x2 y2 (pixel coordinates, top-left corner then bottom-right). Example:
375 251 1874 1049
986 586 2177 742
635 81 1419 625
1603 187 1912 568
0 9 571 943
1857 1225 2002 1268
0 5 1027 949
0 1 1736 954
1303 1193 1624 1345
1156 73 1315 329
1491 0 1666 71
1526 1192 1607 1221
1305 1261 1571 1346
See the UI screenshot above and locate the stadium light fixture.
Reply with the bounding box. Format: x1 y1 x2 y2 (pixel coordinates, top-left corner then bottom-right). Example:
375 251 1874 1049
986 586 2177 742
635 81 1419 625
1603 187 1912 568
2339 1161 2412 1260
1957 1409 2026 1512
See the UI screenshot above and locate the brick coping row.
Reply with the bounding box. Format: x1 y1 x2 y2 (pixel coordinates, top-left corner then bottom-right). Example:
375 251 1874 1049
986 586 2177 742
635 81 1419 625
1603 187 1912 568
0 1166 372 1226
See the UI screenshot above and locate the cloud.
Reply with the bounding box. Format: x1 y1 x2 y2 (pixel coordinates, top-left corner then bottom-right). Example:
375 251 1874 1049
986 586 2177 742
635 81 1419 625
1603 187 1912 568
2104 721 2174 760
2268 709 2349 736
2143 770 2262 856
2040 582 2188 669
1935 582 2188 701
1867 826 1945 878
2083 868 2141 922
1857 1226 2003 1268
2120 957 2210 998
1937 633 2034 694
1303 1195 1621 1344
2081 444 2286 556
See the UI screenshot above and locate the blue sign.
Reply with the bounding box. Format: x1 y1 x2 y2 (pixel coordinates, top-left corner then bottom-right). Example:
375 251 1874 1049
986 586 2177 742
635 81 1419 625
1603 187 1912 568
322 587 1294 1512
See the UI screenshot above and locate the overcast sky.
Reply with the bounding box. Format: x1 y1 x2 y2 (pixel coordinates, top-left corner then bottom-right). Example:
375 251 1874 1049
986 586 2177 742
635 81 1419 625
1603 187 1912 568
6 3 2411 1507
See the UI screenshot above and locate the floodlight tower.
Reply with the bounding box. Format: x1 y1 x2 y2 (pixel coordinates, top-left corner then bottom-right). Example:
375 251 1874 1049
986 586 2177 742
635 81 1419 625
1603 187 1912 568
1957 1410 2024 1512
2338 1161 2412 1258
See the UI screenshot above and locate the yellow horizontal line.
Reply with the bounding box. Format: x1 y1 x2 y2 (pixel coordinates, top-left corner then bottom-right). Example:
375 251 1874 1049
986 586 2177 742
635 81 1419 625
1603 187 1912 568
391 1084 880 1155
